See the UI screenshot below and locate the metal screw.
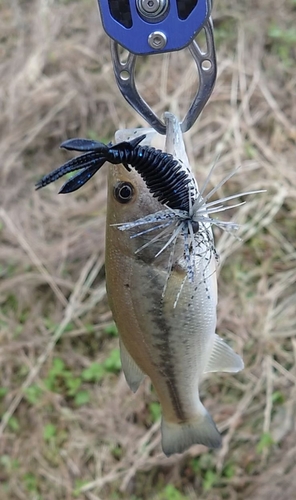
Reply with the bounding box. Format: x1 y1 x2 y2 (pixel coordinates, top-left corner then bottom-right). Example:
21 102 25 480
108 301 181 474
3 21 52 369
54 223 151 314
148 31 167 50
137 0 167 18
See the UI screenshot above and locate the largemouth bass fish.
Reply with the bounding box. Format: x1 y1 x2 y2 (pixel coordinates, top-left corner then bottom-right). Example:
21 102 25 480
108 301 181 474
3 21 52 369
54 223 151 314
36 114 260 456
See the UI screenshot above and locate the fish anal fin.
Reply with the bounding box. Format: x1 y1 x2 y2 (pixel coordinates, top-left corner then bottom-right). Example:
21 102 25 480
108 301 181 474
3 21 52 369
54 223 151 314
161 411 222 456
119 339 145 393
204 334 244 374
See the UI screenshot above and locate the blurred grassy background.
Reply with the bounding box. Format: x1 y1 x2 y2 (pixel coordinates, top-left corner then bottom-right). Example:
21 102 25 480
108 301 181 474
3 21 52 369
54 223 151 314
0 0 296 499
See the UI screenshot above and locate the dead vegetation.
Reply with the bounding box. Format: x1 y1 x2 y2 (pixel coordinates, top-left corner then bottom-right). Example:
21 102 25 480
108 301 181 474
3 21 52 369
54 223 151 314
0 0 295 499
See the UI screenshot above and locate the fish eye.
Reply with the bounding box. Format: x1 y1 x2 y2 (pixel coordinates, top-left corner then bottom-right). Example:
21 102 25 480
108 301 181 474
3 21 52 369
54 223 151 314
114 182 135 204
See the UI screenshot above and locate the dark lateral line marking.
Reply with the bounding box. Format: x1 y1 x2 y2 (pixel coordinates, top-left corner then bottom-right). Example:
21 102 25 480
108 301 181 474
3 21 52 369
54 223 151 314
149 275 186 422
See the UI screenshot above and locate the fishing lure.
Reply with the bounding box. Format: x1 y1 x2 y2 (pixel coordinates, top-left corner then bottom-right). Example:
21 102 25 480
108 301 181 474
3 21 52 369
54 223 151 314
36 126 259 285
35 134 194 211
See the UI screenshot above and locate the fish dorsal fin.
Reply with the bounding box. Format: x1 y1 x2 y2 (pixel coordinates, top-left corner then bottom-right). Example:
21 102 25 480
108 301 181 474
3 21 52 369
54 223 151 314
119 339 145 393
204 334 244 373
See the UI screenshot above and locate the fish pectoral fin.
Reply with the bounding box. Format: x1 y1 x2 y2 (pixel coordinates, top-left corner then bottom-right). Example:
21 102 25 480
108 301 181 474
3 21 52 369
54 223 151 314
204 334 244 374
119 339 145 393
161 410 222 457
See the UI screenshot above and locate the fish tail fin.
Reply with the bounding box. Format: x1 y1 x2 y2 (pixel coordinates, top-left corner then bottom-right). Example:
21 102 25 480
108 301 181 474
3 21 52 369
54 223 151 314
161 409 222 456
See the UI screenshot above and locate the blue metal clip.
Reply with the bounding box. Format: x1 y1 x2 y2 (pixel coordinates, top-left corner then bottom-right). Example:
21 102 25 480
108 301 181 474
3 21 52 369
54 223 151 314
97 0 212 55
97 1 216 133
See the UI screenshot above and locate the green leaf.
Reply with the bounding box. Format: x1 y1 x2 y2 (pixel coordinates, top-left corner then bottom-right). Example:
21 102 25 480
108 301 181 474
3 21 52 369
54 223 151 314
111 445 123 459
23 472 38 492
8 416 20 432
160 485 187 500
0 387 8 399
103 349 121 373
149 402 161 422
24 385 43 405
85 323 95 333
51 357 66 374
74 390 90 406
256 432 274 454
0 455 10 467
104 323 118 337
82 362 105 382
65 377 82 396
45 357 68 391
268 23 296 44
223 463 235 478
43 423 57 442
0 455 19 471
73 479 89 497
63 322 75 332
203 470 217 491
271 391 285 404
190 457 201 474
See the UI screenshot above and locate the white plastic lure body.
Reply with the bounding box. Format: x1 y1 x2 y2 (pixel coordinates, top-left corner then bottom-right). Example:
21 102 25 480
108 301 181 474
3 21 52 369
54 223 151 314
105 114 244 456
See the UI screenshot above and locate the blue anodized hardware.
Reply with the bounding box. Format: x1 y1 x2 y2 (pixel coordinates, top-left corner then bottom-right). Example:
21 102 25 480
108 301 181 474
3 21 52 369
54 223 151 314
97 0 212 55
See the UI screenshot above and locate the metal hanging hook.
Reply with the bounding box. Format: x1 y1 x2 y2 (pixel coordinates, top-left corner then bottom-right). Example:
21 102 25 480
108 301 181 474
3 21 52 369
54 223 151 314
111 18 216 135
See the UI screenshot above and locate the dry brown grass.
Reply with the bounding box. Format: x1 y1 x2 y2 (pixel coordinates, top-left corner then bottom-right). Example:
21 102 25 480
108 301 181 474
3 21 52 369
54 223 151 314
0 0 295 499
